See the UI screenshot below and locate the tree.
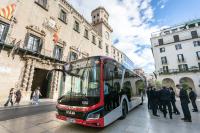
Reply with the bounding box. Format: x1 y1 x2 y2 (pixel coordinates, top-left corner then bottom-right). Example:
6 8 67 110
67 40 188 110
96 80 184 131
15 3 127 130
155 81 162 89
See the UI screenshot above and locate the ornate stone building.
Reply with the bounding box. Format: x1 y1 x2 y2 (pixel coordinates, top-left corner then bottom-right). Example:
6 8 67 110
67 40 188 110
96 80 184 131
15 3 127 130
0 0 128 102
151 19 200 96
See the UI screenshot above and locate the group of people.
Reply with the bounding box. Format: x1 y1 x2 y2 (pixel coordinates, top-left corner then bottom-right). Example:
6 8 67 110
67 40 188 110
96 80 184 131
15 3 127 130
4 87 42 107
4 88 22 107
147 85 198 122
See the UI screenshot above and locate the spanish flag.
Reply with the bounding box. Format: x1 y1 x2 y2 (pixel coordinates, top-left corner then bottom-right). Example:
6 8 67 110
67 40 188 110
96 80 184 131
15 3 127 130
0 3 16 20
53 32 59 43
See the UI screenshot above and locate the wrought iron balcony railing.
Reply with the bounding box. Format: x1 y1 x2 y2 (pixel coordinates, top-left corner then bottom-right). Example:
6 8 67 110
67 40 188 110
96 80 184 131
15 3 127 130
0 38 67 63
159 67 200 75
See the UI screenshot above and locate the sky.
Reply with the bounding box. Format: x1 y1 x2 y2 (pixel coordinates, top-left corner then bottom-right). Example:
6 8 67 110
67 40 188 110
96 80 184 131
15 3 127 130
67 0 200 73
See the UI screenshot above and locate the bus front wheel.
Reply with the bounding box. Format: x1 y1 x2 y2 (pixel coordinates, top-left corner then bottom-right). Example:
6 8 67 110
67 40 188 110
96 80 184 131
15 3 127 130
120 100 128 119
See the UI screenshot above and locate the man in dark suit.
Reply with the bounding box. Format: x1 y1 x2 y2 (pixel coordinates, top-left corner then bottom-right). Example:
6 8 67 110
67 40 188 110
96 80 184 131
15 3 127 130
151 88 160 117
169 87 180 115
146 87 152 109
177 85 192 122
160 87 173 119
189 87 198 112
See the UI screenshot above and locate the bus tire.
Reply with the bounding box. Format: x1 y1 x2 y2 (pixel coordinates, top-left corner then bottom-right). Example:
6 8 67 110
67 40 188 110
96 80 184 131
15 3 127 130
120 100 128 119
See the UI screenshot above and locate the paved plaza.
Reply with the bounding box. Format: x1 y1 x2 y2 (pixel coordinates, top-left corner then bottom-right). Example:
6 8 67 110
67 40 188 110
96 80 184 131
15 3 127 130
0 101 199 133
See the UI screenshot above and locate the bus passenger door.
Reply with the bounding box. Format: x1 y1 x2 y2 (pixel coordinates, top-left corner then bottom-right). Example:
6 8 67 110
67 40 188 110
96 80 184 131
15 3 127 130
103 62 123 114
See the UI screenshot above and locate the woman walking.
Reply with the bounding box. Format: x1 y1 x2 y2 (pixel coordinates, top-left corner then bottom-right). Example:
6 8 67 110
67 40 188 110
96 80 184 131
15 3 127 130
4 88 15 107
15 89 22 106
33 87 42 105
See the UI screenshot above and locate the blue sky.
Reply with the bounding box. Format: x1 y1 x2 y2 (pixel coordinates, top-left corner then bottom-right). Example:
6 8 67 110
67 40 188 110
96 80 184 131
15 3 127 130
151 0 200 27
67 0 200 73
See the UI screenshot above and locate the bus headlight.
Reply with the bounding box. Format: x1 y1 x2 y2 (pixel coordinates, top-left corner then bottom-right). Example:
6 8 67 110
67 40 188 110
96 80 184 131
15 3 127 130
87 113 100 120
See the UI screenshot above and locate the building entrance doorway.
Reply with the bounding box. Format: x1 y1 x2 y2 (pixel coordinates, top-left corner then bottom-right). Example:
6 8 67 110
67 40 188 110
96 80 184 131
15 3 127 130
32 68 52 99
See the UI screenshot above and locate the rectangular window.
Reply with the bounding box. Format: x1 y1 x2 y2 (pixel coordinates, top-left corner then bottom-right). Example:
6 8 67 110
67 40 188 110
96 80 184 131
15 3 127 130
0 21 9 42
26 34 42 53
98 40 102 49
161 57 167 64
160 47 165 53
92 35 96 44
193 41 200 47
59 9 67 23
53 45 63 60
175 44 182 50
69 51 78 61
84 29 89 39
178 64 188 71
173 35 180 42
163 66 169 73
196 51 200 60
73 21 80 33
191 31 198 39
35 0 48 10
106 45 109 54
158 38 164 45
177 54 185 62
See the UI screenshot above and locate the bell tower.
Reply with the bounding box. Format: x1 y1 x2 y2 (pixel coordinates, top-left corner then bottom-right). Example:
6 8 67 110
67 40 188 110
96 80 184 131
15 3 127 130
91 7 113 35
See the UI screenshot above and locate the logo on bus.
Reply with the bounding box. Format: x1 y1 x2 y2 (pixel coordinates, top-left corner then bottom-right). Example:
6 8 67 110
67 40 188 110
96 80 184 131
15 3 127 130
66 110 76 115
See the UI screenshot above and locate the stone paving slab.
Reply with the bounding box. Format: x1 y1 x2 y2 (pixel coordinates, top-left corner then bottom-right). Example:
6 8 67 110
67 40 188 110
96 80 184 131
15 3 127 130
0 101 199 133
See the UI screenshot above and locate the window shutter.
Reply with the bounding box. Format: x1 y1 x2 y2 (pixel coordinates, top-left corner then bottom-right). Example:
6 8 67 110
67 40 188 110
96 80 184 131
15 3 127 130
1 24 9 42
24 33 30 48
53 45 56 58
60 48 63 60
38 38 43 53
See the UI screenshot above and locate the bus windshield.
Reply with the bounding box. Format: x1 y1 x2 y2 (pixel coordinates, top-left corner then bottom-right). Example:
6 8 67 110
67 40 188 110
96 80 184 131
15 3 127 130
58 58 101 106
66 66 100 97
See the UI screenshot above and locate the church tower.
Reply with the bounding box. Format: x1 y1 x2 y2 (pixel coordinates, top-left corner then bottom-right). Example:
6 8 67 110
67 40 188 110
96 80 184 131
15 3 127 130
91 7 113 56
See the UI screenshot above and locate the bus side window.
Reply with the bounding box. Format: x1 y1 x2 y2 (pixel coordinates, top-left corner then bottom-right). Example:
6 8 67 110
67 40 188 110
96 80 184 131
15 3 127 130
103 61 123 112
123 81 132 101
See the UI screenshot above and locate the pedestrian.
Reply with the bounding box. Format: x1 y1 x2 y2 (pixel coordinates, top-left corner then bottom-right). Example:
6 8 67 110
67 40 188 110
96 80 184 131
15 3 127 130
189 87 198 112
169 87 180 115
15 89 22 106
177 85 192 122
151 88 160 117
146 87 151 109
160 87 173 119
157 88 163 112
149 87 154 110
4 88 14 107
33 87 42 105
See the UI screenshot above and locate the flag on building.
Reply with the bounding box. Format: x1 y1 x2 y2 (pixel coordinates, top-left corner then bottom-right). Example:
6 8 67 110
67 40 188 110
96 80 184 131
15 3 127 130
53 32 59 43
0 3 16 20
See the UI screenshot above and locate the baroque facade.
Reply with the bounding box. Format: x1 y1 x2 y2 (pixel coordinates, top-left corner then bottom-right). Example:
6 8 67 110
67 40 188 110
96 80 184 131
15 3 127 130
0 0 127 102
151 19 200 96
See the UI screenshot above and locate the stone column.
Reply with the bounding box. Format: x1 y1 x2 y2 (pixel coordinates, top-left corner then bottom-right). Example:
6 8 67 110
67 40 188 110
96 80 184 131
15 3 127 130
27 60 35 91
49 65 60 99
22 59 33 90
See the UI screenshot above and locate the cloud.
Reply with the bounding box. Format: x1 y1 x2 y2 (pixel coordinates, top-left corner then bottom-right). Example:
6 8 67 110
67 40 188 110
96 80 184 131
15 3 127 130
67 0 162 73
158 0 168 9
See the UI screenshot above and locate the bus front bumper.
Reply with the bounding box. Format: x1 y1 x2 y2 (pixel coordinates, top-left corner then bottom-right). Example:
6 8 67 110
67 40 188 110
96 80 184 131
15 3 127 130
56 114 104 127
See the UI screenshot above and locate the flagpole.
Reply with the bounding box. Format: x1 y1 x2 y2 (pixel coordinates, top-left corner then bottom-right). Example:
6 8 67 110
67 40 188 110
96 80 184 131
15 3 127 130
5 0 20 45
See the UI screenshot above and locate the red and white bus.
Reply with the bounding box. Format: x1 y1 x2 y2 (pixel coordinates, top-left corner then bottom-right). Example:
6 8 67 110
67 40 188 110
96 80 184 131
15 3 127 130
55 56 144 127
